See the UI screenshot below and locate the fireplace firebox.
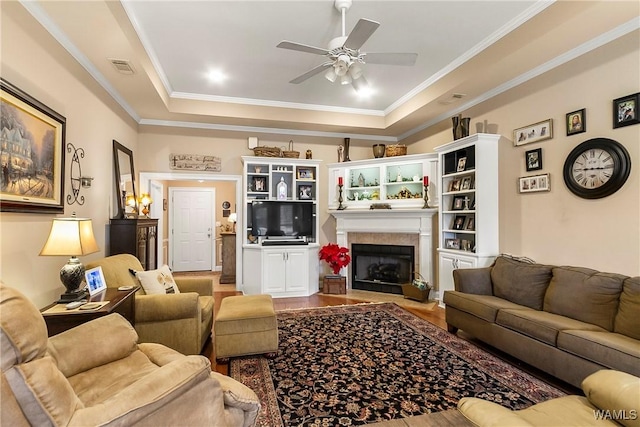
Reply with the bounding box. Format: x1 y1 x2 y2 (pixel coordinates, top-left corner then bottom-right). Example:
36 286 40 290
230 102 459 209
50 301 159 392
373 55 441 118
351 243 414 294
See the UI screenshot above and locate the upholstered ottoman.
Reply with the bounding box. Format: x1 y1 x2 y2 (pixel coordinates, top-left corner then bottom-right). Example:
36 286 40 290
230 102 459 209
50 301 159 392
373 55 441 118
214 294 278 362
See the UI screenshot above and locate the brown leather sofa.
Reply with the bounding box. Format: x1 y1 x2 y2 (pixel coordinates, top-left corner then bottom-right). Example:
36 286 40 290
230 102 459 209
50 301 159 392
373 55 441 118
443 255 640 388
0 284 260 427
458 370 640 427
86 254 214 355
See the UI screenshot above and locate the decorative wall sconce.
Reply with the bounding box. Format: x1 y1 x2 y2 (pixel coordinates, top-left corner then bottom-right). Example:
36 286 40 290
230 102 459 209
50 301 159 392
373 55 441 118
81 177 94 188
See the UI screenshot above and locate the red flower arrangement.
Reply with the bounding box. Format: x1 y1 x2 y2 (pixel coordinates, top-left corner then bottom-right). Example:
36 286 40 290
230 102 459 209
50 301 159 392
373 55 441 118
319 243 351 275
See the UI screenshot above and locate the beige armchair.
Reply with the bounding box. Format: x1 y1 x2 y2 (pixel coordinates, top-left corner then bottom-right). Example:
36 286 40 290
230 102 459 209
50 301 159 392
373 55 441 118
85 254 214 355
458 369 640 427
1 284 260 427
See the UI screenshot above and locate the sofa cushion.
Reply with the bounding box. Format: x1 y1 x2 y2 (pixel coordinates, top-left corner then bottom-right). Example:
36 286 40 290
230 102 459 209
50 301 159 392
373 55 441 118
544 266 626 331
443 291 527 323
496 308 606 346
490 256 552 310
614 277 640 340
558 330 640 378
582 370 640 427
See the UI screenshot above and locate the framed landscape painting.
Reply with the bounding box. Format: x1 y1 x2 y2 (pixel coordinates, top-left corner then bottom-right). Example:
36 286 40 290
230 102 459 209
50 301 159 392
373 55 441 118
1 79 66 213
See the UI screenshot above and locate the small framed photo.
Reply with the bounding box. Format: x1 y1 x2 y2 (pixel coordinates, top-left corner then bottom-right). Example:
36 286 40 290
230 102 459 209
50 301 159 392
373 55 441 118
519 173 550 193
566 109 585 136
84 266 107 296
297 168 314 180
252 177 266 192
298 184 313 200
452 215 466 230
445 238 461 250
451 195 466 210
513 119 553 146
525 148 543 172
461 239 473 252
460 176 473 190
613 92 639 128
465 217 475 231
457 157 467 172
448 179 461 192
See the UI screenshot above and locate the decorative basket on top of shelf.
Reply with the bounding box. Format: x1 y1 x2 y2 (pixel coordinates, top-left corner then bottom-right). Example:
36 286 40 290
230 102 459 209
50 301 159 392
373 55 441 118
385 144 407 157
282 140 300 158
252 143 281 157
401 272 432 302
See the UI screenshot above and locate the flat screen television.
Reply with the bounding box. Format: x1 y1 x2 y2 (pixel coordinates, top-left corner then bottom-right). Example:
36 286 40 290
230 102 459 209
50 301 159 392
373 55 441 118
251 200 314 238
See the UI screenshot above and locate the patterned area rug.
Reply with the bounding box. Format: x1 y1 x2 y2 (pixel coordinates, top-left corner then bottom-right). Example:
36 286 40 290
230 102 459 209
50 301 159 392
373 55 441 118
230 303 564 426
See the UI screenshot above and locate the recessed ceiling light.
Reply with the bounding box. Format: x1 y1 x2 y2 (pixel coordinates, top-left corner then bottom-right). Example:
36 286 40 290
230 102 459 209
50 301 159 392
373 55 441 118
207 69 227 84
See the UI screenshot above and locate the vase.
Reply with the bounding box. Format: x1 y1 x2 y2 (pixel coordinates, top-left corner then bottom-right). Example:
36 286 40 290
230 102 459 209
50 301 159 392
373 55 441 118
452 114 461 140
343 138 351 162
460 117 471 138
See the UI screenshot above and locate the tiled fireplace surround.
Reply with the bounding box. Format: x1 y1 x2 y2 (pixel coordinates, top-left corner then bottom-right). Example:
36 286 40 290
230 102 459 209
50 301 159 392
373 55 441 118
331 209 439 298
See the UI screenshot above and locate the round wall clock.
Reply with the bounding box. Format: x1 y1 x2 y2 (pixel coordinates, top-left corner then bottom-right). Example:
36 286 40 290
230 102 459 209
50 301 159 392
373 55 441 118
222 201 231 209
563 138 631 199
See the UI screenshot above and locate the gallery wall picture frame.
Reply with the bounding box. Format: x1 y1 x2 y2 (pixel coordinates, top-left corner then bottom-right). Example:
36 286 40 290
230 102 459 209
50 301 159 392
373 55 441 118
0 78 66 213
519 173 551 194
613 92 639 128
566 108 586 136
513 119 553 146
525 148 543 172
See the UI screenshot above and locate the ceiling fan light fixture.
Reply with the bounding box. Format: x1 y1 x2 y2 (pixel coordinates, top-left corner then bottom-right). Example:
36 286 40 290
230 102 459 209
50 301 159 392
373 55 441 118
340 74 352 85
352 75 372 96
349 63 363 80
324 68 338 83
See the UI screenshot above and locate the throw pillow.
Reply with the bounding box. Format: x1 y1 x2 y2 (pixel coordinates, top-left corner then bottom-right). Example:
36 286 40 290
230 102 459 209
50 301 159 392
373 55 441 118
134 265 180 295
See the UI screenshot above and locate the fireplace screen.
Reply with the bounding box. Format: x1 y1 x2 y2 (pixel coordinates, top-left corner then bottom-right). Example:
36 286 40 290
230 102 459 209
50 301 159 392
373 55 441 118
351 243 414 294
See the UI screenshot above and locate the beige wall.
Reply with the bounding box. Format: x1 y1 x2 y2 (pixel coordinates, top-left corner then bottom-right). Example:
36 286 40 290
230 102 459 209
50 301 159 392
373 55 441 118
1 3 138 307
1 2 638 310
409 31 640 276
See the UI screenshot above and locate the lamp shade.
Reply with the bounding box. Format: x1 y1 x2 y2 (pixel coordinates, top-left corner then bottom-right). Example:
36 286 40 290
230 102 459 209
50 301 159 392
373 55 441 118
40 217 99 257
227 213 237 224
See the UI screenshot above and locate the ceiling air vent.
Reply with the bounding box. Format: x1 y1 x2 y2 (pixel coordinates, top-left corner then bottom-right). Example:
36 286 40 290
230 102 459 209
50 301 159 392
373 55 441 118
109 59 135 75
438 93 466 105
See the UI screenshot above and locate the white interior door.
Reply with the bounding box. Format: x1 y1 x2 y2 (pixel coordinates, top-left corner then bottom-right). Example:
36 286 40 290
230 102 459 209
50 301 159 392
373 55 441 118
170 188 215 272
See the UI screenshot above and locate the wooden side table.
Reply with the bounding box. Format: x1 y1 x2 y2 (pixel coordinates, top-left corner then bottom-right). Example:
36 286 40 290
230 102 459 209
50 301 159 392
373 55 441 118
323 276 346 294
220 232 236 284
41 286 139 337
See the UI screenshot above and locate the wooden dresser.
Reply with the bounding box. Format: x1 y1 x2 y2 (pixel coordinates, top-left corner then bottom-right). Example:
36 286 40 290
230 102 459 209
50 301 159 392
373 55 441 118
109 218 158 270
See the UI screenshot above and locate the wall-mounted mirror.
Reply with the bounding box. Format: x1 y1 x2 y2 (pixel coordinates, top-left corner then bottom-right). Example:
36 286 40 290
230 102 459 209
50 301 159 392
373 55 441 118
113 140 138 218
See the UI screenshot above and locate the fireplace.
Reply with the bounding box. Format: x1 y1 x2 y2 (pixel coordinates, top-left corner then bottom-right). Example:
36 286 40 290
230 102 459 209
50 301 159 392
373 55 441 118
352 243 415 294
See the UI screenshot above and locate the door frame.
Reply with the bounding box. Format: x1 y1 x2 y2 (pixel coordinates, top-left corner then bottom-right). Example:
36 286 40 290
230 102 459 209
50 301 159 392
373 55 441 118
169 187 216 272
139 172 243 288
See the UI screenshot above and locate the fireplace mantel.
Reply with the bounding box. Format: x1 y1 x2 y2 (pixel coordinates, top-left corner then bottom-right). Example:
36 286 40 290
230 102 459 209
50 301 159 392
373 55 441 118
330 208 438 295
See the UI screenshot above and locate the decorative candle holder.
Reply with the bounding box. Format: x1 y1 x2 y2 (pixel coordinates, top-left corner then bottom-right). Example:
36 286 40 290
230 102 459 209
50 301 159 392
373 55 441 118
422 184 430 209
338 184 346 210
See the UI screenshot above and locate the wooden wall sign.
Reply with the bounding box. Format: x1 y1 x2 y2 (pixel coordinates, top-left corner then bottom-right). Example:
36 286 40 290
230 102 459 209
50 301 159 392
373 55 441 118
169 154 221 172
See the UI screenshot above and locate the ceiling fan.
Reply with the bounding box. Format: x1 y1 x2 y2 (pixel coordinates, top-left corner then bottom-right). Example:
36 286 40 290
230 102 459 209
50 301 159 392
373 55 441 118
276 0 417 92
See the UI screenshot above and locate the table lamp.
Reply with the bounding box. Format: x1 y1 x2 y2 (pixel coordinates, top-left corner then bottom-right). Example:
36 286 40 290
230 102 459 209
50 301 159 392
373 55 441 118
139 193 152 217
227 213 237 233
40 214 100 303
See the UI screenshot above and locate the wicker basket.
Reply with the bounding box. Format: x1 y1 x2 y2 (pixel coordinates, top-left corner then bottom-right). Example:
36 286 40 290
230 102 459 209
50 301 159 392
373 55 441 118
282 140 300 159
253 144 281 157
386 144 407 157
401 272 431 302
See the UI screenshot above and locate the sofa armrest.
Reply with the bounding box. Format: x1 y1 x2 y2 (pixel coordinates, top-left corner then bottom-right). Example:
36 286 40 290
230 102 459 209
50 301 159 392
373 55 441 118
212 372 261 427
582 370 640 427
175 277 213 296
47 314 137 378
135 293 201 323
458 397 535 427
67 356 213 426
453 267 493 295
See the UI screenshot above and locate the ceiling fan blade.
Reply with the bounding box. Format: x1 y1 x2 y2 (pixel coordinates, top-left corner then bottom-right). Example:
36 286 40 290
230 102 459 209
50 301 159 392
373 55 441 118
363 52 418 66
277 41 329 56
289 62 333 84
343 18 380 50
